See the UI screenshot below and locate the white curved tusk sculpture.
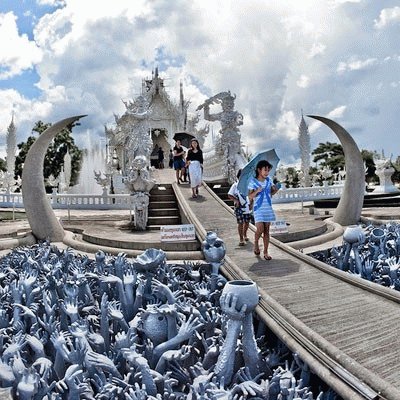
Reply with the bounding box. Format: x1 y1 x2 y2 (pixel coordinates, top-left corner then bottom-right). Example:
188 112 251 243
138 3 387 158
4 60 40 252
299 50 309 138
307 115 365 226
21 115 86 241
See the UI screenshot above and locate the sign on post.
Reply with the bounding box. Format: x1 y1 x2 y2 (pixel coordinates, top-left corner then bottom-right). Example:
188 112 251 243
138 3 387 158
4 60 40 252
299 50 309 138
270 220 288 234
160 224 196 241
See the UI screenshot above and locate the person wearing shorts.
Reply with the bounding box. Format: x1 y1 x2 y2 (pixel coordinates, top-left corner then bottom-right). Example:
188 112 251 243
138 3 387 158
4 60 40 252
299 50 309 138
173 140 186 183
228 169 252 246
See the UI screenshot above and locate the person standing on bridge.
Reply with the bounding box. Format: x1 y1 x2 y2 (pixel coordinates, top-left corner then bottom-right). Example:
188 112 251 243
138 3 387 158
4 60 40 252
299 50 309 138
186 138 203 198
248 160 280 260
228 169 252 246
173 139 186 184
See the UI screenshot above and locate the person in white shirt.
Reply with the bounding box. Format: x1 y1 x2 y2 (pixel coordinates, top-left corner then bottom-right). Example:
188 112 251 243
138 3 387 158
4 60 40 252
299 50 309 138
228 169 252 246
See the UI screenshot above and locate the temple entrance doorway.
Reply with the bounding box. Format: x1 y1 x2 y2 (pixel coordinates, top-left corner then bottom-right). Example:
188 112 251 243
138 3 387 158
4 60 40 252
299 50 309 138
151 128 169 169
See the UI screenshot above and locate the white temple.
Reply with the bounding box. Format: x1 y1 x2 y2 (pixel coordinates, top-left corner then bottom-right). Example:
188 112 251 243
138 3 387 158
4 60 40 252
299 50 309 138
104 68 196 192
104 68 247 191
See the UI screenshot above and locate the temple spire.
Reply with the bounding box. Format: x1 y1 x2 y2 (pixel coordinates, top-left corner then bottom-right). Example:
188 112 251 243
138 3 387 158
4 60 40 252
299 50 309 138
298 112 311 186
6 112 17 177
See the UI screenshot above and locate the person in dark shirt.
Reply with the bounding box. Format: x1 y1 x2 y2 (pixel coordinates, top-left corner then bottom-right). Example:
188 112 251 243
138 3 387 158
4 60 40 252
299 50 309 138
168 149 174 168
186 139 203 198
173 140 186 184
158 147 164 169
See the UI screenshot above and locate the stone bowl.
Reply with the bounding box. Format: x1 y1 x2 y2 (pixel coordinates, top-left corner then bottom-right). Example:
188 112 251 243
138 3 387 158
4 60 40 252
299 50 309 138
371 227 385 243
343 225 365 244
222 280 259 314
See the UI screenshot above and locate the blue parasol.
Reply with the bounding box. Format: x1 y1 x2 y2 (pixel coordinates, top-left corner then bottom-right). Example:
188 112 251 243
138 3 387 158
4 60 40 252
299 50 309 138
237 149 280 196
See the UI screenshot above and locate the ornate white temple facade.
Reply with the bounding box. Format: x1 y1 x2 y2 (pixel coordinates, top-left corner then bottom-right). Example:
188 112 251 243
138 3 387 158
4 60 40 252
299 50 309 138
104 68 246 192
105 68 196 192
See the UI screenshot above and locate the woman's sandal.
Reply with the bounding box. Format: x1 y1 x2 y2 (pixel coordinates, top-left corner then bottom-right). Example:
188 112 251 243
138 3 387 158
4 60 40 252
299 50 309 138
254 249 261 256
244 237 250 242
264 254 272 260
238 241 245 246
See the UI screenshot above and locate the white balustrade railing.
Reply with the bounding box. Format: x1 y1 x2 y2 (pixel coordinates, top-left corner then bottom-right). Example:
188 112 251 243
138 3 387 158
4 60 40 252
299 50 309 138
273 184 344 203
0 192 133 210
0 184 345 209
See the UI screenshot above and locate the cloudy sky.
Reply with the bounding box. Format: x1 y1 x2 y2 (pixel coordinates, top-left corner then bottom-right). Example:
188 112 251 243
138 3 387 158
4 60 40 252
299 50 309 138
0 0 399 165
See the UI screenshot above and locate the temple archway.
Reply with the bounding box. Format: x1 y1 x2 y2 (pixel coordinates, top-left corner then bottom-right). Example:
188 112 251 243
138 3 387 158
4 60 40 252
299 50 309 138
151 128 169 168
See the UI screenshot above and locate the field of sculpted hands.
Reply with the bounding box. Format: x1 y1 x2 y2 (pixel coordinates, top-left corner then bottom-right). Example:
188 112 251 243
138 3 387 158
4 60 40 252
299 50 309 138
310 222 400 289
0 241 337 399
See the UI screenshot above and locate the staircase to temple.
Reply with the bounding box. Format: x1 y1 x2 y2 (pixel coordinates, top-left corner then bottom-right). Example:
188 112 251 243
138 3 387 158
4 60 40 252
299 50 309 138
148 184 181 229
60 182 201 253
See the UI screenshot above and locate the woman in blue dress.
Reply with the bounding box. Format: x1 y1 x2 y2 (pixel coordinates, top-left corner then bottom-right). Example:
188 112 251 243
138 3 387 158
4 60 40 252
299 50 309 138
248 160 280 260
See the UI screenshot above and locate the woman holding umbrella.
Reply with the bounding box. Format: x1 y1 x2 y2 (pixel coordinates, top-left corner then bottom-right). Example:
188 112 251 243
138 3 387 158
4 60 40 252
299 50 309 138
248 160 280 260
173 139 186 183
186 139 203 198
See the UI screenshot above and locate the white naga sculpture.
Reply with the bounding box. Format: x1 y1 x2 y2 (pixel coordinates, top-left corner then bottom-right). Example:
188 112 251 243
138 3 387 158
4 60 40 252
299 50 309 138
197 91 243 183
125 155 155 230
94 170 111 196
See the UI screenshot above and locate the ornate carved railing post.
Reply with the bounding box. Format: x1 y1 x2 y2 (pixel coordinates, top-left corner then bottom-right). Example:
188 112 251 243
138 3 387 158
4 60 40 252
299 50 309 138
124 155 155 230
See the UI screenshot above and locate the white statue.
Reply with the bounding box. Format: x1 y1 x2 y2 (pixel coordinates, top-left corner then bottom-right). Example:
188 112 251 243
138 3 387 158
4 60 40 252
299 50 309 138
125 156 155 230
131 192 150 231
125 95 152 167
94 170 111 195
125 156 155 194
374 155 397 193
197 91 243 183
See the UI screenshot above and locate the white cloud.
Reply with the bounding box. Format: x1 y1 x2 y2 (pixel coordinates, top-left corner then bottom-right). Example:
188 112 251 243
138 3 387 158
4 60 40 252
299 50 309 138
0 12 42 78
274 111 298 141
296 75 310 88
1 0 400 165
327 105 346 119
374 7 400 29
36 0 66 6
308 42 326 58
331 0 361 4
337 57 378 73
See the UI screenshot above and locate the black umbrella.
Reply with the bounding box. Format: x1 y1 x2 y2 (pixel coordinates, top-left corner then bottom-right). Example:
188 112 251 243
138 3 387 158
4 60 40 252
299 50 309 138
173 132 195 148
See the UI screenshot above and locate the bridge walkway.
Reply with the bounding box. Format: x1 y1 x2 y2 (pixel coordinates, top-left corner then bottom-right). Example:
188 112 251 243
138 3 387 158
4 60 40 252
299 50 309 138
173 177 400 400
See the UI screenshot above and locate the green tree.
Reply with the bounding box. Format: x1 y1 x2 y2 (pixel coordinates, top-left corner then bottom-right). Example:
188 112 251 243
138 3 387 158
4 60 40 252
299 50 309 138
0 158 6 172
361 149 376 183
15 120 83 191
392 156 400 184
311 142 380 180
311 141 345 172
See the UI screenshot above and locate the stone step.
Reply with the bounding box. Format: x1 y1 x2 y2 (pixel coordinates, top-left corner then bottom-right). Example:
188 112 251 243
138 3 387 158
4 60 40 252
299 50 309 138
149 194 176 202
218 193 230 200
82 232 199 251
148 201 177 210
212 186 230 194
148 208 180 217
147 215 181 226
150 185 174 195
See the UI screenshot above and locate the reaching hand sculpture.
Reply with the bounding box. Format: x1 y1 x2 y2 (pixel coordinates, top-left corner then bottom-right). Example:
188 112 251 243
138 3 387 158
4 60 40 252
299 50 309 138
314 221 400 291
202 231 226 291
0 240 322 399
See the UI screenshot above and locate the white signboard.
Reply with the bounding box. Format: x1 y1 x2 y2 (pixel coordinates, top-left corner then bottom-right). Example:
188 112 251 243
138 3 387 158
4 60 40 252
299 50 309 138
270 220 288 234
160 224 196 241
